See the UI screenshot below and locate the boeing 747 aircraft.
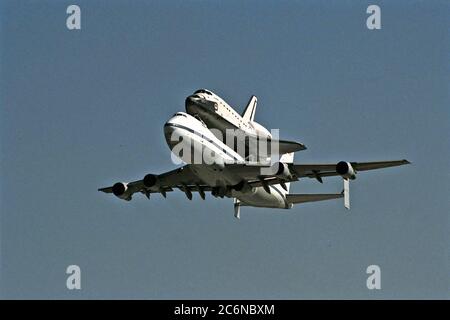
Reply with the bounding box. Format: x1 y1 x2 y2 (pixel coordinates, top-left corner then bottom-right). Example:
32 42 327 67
99 91 409 219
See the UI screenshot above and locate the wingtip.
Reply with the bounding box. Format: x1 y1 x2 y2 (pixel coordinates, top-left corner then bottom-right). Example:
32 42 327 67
296 143 307 151
403 159 411 165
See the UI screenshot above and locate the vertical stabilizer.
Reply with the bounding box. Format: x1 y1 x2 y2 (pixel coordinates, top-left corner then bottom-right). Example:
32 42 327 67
233 198 241 219
344 178 350 209
242 96 257 122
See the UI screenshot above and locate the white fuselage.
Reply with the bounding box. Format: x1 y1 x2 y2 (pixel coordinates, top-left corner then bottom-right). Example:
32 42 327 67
163 112 290 209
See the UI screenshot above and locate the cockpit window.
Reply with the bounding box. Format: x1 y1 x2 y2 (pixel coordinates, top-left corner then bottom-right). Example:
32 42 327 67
194 89 212 95
173 112 187 117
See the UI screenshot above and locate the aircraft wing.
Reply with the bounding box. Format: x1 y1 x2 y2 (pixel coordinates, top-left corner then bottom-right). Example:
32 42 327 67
291 159 410 181
99 160 409 201
250 137 306 154
278 139 307 153
98 165 212 200
230 133 306 159
225 159 410 183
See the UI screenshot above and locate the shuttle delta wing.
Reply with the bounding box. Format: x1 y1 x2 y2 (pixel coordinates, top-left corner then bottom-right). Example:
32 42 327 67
239 135 306 159
277 139 307 153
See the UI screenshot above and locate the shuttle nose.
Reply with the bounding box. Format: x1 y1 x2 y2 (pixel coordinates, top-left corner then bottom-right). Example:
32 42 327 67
185 95 201 114
185 95 199 108
185 94 217 114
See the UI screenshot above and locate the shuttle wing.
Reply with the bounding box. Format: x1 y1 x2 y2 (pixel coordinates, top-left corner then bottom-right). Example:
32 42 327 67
240 136 306 158
278 139 307 153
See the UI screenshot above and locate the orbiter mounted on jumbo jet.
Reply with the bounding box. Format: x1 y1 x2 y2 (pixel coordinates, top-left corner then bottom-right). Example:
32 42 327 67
99 89 410 219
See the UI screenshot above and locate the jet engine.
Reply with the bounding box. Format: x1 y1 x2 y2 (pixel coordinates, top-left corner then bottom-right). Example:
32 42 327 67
112 182 132 200
143 174 159 190
212 186 228 198
233 180 254 194
336 161 356 180
272 162 292 179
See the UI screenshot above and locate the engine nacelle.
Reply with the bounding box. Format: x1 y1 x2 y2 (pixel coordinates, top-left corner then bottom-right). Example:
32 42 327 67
336 161 356 180
233 180 255 194
112 182 132 200
143 174 159 190
273 162 292 179
211 186 229 198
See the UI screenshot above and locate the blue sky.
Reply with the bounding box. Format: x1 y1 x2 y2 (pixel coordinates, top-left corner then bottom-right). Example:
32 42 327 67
1 0 449 299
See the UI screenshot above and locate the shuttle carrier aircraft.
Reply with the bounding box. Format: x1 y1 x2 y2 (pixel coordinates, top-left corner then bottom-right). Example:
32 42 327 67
99 89 409 219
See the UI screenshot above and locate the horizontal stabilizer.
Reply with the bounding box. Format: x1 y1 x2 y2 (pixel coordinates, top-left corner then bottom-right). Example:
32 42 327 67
286 193 343 205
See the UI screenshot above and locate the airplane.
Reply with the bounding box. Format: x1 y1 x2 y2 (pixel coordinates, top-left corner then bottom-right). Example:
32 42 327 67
99 92 410 218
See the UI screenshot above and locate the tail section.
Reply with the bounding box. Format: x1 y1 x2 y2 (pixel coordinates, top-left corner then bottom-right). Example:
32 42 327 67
286 193 344 204
233 198 241 219
343 178 350 209
285 179 350 209
242 95 257 122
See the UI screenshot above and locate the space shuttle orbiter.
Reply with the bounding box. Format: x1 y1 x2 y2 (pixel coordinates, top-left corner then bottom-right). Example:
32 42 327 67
185 89 306 160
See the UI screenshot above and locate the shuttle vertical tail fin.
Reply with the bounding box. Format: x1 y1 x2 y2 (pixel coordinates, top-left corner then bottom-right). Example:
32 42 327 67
242 95 257 122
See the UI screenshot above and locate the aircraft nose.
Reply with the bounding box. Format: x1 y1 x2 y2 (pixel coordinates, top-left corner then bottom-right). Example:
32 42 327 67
163 123 177 149
185 94 216 114
185 95 199 108
185 95 201 114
